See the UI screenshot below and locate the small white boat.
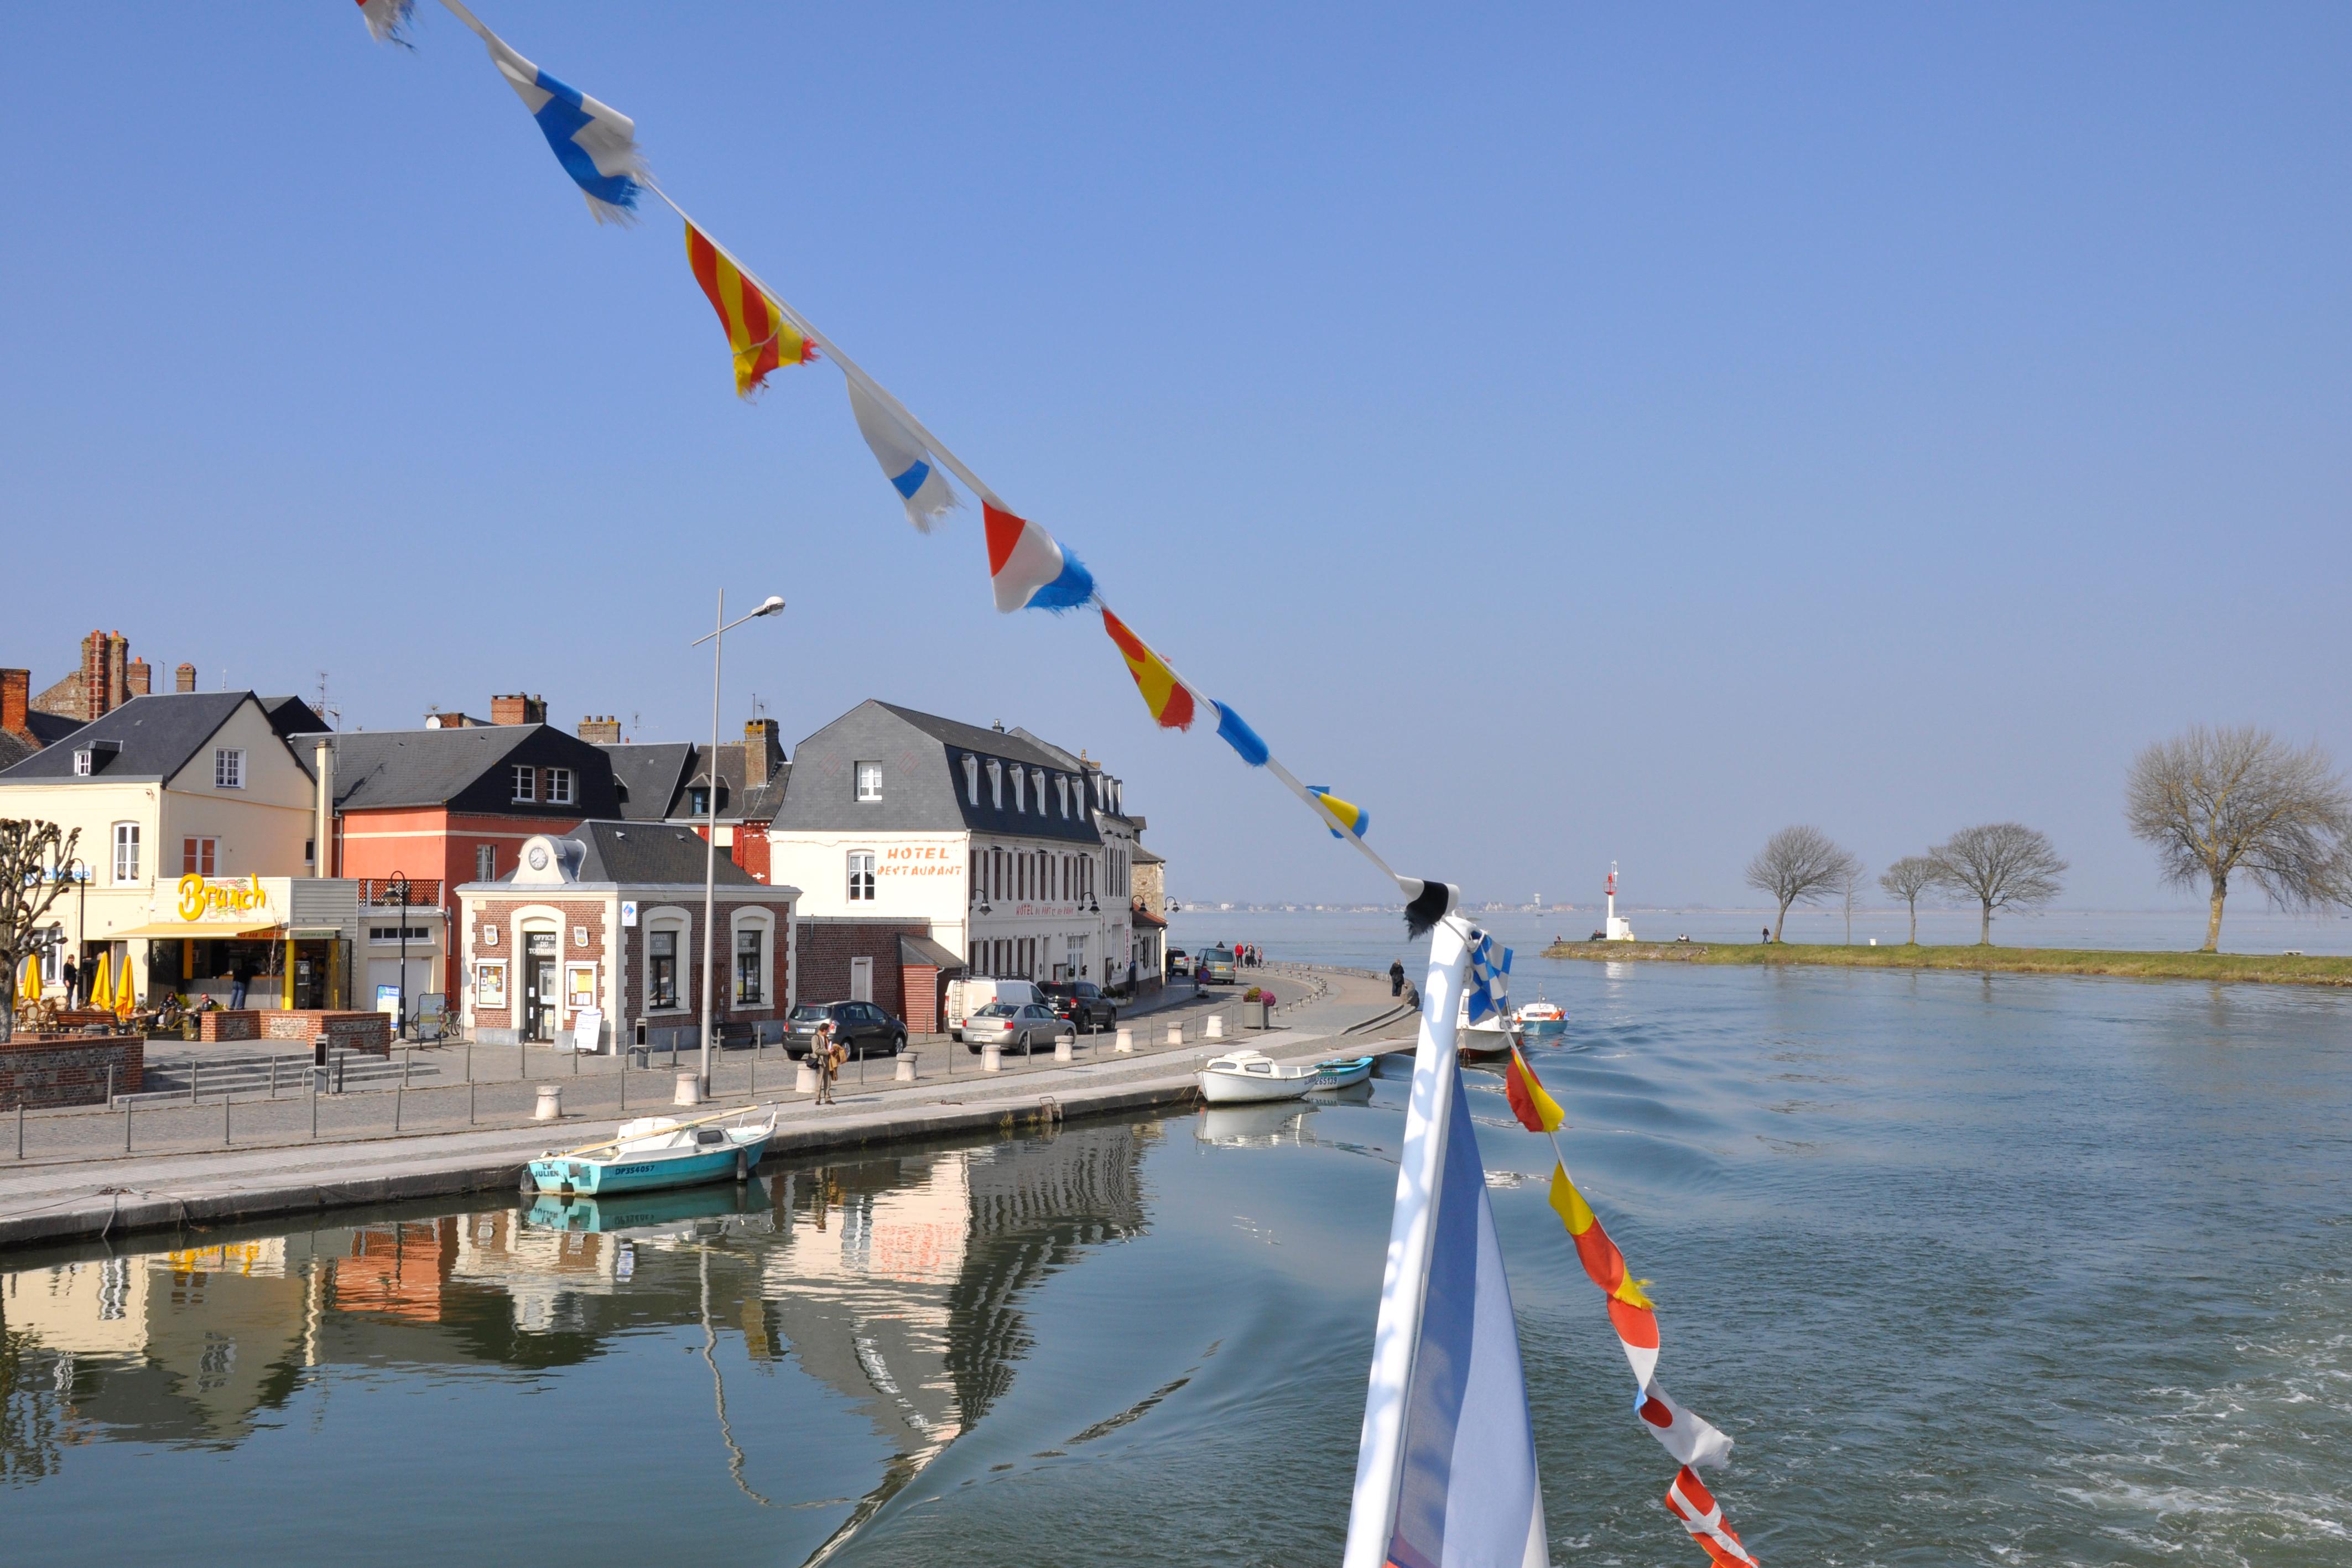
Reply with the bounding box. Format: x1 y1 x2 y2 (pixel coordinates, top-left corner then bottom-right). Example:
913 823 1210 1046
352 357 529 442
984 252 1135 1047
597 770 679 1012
1454 991 1512 1060
1312 1054 1377 1089
1513 997 1567 1039
1198 1050 1320 1105
528 1108 777 1196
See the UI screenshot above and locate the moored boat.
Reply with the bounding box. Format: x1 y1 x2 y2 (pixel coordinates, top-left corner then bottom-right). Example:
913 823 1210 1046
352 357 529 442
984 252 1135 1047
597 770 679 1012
527 1107 777 1196
1454 991 1512 1060
1199 1050 1320 1104
1312 1054 1377 1090
1512 997 1567 1039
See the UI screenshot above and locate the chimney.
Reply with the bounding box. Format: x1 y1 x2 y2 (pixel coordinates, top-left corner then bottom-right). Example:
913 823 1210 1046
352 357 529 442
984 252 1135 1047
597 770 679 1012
577 715 623 744
1 669 27 737
103 631 128 717
742 718 781 786
491 693 547 726
125 658 152 697
314 739 336 878
175 662 197 693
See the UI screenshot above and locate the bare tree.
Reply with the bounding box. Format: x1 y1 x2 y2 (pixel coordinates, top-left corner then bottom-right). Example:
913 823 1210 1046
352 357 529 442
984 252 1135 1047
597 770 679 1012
1744 825 1862 942
1927 822 2066 944
1 820 80 1041
1878 856 1938 945
2125 725 2352 952
1839 859 1865 944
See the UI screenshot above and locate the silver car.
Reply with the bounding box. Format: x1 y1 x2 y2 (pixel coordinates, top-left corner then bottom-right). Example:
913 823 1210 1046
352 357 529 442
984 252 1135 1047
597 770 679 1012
963 1001 1068 1055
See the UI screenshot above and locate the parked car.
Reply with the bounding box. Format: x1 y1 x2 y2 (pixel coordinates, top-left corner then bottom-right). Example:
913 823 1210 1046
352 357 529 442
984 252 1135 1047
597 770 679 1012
963 1001 1070 1055
1167 949 1191 977
785 1001 907 1060
947 977 1045 1041
1040 980 1118 1033
1198 946 1239 984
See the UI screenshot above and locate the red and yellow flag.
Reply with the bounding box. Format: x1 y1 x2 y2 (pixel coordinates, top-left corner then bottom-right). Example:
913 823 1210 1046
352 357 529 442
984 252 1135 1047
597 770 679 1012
1548 1164 1654 1310
1102 607 1197 730
1504 1043 1564 1132
685 221 815 395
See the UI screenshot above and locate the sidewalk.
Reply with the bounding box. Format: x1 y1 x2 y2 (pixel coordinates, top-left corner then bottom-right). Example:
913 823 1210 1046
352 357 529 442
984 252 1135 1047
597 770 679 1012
0 963 1413 1251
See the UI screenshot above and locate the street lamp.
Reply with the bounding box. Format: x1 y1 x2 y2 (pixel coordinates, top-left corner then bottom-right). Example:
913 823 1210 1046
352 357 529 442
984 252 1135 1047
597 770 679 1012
690 591 785 1093
385 872 410 1041
65 857 89 1008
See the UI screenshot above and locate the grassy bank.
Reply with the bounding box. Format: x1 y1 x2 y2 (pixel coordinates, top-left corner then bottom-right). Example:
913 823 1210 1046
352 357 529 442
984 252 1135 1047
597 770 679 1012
1537 940 2352 987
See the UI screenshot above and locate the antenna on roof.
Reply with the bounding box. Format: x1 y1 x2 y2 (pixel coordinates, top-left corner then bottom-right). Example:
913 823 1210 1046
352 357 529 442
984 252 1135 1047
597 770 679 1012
314 670 342 730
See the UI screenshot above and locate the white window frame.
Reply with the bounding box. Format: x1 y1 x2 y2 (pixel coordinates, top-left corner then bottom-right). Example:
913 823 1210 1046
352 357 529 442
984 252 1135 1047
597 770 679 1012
511 764 537 803
849 955 873 1004
1057 775 1070 818
214 748 245 790
643 909 691 1013
1032 768 1047 815
547 767 575 806
962 753 980 805
729 909 774 1008
846 850 877 902
1011 765 1026 814
182 836 217 877
475 843 496 881
855 761 883 803
74 749 93 777
987 758 1003 809
112 822 141 884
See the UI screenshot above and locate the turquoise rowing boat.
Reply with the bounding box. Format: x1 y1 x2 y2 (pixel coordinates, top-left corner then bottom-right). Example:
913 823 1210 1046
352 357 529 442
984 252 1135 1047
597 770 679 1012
527 1109 776 1196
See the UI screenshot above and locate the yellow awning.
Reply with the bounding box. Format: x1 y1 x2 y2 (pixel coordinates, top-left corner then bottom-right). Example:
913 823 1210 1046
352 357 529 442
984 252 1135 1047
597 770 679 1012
107 921 285 940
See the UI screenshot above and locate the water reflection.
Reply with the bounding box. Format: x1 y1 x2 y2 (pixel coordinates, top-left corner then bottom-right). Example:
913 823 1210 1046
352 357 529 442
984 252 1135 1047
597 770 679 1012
0 1119 1161 1557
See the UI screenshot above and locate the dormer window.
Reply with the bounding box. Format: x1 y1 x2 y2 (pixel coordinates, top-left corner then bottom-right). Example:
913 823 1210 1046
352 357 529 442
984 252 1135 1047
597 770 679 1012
961 753 980 806
1012 766 1026 814
1056 775 1070 818
688 786 710 816
511 764 536 803
855 762 883 803
1032 769 1047 815
74 749 92 777
547 767 575 806
986 758 1003 810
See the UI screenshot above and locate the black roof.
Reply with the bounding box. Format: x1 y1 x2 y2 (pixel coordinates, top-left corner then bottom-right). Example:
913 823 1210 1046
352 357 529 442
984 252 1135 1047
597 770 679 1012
327 725 622 816
0 691 269 782
567 820 764 886
599 742 693 821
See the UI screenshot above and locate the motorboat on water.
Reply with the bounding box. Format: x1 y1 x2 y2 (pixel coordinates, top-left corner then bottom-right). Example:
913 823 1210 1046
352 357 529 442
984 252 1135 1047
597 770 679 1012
1512 997 1567 1039
1312 1054 1377 1090
523 1179 777 1237
1454 991 1512 1060
527 1108 777 1196
1199 1050 1321 1104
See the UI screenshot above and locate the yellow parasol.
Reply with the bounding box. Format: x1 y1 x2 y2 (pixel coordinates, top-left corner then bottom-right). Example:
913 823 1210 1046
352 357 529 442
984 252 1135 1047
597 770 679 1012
115 961 137 1018
16 954 39 1004
85 952 112 1013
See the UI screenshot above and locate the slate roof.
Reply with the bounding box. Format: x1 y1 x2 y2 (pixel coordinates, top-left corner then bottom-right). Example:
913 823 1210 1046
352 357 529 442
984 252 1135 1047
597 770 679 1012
600 742 693 821
326 724 624 816
0 691 254 782
898 933 967 971
891 706 1082 773
772 700 1105 844
566 820 764 886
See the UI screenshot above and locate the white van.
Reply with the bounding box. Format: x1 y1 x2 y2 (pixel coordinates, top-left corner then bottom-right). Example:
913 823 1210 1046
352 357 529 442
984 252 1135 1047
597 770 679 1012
947 978 1044 1040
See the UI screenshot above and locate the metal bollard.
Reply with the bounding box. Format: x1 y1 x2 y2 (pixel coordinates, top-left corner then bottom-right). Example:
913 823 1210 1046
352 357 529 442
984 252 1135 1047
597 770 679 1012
519 1040 527 1082
466 1043 473 1083
269 1056 277 1098
310 1072 318 1139
404 1049 413 1087
469 1081 477 1124
124 1099 132 1153
14 1101 22 1160
396 1082 404 1131
190 1062 199 1103
223 1094 231 1146
620 1058 628 1111
106 1065 113 1105
571 1044 579 1077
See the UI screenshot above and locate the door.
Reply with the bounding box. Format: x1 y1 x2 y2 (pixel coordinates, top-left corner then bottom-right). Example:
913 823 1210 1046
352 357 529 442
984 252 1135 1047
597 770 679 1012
849 956 873 1003
525 931 558 1042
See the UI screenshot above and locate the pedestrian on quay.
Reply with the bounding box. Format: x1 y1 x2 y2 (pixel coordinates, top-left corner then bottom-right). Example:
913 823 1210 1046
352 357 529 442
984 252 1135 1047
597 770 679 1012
229 956 255 1010
815 1019 842 1105
1389 958 1406 997
62 955 79 1008
1761 926 1771 944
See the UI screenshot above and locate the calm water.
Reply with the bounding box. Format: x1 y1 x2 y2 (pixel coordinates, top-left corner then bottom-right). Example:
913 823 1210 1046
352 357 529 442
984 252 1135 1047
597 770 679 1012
6 953 2348 1566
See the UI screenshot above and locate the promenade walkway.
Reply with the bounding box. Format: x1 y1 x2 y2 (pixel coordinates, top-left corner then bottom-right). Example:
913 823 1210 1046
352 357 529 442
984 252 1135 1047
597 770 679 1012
0 963 1414 1251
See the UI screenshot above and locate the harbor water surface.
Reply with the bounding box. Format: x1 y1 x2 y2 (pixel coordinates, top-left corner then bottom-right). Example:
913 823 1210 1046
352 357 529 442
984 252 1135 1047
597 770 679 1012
6 941 2347 1566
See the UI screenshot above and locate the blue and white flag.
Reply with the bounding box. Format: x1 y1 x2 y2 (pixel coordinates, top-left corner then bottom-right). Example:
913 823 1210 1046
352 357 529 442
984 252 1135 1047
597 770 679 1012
847 378 961 531
462 13 648 223
1466 931 1513 1025
1347 921 1547 1568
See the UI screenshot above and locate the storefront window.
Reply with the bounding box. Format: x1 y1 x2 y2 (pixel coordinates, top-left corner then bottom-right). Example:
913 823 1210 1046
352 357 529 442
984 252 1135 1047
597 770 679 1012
649 929 679 1008
735 928 763 1005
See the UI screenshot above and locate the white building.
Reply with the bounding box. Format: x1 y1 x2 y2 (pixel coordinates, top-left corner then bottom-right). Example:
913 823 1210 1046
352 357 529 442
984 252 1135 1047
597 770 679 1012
763 702 1153 987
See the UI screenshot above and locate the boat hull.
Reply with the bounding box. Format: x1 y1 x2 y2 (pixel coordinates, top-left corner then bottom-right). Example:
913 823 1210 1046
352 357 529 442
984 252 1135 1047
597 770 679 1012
528 1133 772 1196
1513 1018 1567 1039
1312 1056 1376 1090
1198 1068 1315 1105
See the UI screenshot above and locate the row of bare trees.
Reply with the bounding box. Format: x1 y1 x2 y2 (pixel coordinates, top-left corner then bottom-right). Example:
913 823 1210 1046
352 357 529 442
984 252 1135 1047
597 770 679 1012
1742 726 2352 950
1745 822 2065 945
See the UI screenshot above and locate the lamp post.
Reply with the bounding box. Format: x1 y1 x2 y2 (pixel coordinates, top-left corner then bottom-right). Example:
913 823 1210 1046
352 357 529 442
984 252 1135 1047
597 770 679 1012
386 872 410 1041
690 591 786 1092
65 857 89 1008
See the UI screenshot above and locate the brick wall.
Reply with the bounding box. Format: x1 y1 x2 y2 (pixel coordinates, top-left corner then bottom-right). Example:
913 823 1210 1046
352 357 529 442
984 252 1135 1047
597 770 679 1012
795 918 930 1023
198 1010 261 1042
259 1009 391 1054
613 897 792 1045
1 1035 145 1108
466 897 610 1038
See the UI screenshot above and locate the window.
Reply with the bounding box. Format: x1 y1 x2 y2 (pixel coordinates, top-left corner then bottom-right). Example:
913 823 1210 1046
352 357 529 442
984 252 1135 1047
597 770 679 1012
547 767 575 806
181 837 217 876
962 753 980 805
687 786 710 816
304 838 315 868
1057 775 1070 818
1033 768 1047 815
74 749 92 777
1016 852 1027 902
368 925 432 942
112 822 140 884
847 851 876 902
987 758 1003 809
649 929 680 1008
855 762 883 802
476 844 496 881
511 764 536 803
736 928 764 1005
1011 765 1026 814
214 748 244 789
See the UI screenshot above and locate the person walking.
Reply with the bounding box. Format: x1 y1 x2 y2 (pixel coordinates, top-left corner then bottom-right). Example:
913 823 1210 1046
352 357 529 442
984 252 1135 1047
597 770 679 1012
62 955 80 1009
1389 958 1406 997
815 1019 843 1105
229 956 254 1010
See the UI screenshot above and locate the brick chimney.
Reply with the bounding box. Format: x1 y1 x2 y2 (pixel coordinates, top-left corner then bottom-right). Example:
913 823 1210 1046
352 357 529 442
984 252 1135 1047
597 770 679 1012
578 715 622 744
175 662 197 693
125 658 152 697
491 692 548 726
743 718 782 786
1 669 28 738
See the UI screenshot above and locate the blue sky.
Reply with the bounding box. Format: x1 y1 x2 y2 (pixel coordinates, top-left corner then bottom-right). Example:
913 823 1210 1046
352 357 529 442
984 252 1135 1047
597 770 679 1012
4 5 2346 909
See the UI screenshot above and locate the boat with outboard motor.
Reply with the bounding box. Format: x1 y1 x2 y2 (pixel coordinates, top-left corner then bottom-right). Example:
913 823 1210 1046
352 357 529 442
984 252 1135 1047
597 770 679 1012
527 1106 777 1196
1512 996 1566 1039
1312 1054 1377 1089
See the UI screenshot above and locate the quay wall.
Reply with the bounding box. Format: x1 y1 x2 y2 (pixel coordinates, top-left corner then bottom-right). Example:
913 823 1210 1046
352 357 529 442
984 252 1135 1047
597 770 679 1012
0 1035 145 1109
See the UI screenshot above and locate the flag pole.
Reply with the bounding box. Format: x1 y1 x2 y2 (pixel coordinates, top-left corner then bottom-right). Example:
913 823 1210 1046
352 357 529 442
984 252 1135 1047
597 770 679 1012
1342 914 1472 1568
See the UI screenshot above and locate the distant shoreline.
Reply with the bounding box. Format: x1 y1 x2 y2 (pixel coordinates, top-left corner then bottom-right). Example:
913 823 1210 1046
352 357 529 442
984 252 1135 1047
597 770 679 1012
1536 940 2352 987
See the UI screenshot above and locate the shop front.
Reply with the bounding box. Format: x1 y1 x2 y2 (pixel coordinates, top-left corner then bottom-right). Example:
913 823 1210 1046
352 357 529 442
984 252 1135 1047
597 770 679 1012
112 876 362 1012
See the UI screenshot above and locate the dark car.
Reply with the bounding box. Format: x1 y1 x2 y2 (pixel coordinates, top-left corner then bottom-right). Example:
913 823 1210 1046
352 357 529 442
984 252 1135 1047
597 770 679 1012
1040 980 1118 1033
785 1001 906 1060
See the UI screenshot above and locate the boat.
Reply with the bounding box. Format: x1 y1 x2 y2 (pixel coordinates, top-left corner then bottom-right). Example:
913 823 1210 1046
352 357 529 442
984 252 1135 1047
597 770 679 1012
1312 1054 1377 1089
523 1180 775 1237
1453 991 1512 1060
1512 997 1566 1039
527 1107 778 1196
1196 1102 1314 1148
1198 1050 1321 1104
